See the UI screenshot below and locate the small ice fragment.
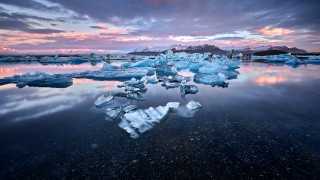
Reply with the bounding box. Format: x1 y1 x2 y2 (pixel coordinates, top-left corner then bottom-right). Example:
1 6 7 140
166 102 180 110
105 106 122 120
123 104 137 113
94 94 114 107
186 100 201 110
180 85 199 96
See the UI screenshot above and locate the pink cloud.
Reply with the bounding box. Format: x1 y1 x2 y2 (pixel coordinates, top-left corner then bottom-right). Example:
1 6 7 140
90 25 109 29
255 27 294 37
0 47 16 51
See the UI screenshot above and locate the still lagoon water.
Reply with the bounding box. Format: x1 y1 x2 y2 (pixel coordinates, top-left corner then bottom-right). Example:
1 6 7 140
0 61 320 179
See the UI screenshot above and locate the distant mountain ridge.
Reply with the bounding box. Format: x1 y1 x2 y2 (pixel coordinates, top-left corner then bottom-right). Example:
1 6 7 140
128 44 307 55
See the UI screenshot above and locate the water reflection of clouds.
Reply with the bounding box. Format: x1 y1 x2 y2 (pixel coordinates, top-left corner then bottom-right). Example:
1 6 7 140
0 63 102 78
254 75 286 85
0 79 120 122
238 63 320 86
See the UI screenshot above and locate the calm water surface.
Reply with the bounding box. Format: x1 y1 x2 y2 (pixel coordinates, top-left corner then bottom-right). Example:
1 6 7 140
0 61 319 179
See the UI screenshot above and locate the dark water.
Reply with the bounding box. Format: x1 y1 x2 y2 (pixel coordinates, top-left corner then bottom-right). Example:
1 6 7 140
0 61 319 179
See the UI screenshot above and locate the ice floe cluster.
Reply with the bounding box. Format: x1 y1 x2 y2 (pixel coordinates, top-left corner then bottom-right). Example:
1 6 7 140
251 53 320 65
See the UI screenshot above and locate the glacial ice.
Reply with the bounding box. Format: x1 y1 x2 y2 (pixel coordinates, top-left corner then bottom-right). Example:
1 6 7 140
117 101 200 138
94 94 114 108
180 85 199 96
194 73 228 86
186 100 201 110
123 104 137 113
105 106 122 120
40 56 69 63
0 71 73 88
166 102 180 110
285 59 307 65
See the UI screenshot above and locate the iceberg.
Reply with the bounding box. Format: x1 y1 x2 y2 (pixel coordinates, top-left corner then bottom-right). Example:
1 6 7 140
194 73 228 86
186 100 201 110
285 59 307 65
75 67 151 80
198 63 220 74
156 64 178 77
221 70 239 80
40 56 69 63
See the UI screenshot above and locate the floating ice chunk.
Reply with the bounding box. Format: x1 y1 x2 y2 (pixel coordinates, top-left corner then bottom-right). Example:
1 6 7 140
105 106 122 120
123 104 137 113
119 104 170 136
156 64 178 77
225 60 240 69
166 102 180 110
113 91 145 101
40 56 69 63
186 100 201 110
221 70 239 80
76 67 150 80
94 94 114 107
122 110 153 133
164 81 181 88
173 61 191 71
189 61 210 73
100 63 119 71
194 73 228 85
146 76 159 84
71 56 89 62
285 59 307 65
180 85 199 96
198 63 220 74
1 71 73 88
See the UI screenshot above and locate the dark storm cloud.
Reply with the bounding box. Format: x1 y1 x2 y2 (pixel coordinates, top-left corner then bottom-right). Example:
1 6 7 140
0 11 64 34
0 0 62 12
48 0 320 37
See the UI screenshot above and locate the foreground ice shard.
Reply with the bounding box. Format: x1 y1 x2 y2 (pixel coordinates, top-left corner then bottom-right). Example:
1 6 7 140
118 102 179 138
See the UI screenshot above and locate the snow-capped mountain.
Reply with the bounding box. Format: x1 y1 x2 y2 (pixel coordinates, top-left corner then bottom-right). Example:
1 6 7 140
128 44 307 55
129 44 228 55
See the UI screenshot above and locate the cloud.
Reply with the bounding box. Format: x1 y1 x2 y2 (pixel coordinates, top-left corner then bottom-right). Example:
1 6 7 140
90 25 109 29
0 0 63 12
214 37 245 41
255 27 294 37
0 11 65 34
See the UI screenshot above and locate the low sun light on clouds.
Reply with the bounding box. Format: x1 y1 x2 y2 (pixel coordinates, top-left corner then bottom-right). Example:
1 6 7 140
255 27 294 37
0 0 319 53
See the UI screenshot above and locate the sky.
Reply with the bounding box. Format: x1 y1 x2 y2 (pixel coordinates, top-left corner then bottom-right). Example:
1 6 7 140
0 0 320 54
